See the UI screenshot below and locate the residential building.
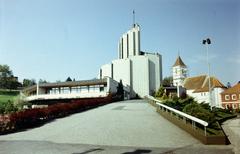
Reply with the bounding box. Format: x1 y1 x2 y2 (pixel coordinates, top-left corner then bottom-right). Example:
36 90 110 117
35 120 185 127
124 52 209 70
220 82 240 109
99 24 162 98
183 75 226 107
23 77 130 103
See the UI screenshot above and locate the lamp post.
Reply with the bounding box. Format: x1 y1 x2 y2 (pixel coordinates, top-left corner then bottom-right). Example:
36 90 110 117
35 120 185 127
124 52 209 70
202 38 212 110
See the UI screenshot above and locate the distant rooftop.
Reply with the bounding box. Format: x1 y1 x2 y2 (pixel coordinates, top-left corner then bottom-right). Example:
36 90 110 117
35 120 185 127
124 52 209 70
221 82 240 95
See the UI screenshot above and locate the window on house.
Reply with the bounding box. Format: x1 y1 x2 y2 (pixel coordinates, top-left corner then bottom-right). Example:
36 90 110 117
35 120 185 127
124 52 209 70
100 85 105 92
60 87 70 94
71 86 81 93
225 95 230 100
232 94 237 100
81 86 88 93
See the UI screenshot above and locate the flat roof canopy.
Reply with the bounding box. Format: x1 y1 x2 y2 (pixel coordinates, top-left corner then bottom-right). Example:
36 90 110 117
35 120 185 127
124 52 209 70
23 78 108 93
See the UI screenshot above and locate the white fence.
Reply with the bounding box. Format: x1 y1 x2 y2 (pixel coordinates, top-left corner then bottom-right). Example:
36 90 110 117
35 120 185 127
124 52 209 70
146 95 209 136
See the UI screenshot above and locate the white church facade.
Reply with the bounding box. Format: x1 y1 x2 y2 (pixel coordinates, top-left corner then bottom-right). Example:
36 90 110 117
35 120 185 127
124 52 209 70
172 56 226 108
99 24 162 98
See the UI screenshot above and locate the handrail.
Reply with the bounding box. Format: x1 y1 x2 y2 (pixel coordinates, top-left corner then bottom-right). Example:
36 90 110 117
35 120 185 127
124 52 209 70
146 95 208 127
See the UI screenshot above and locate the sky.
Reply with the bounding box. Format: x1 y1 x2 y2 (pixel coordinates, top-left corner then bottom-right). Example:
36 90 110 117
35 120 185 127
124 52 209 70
0 0 239 85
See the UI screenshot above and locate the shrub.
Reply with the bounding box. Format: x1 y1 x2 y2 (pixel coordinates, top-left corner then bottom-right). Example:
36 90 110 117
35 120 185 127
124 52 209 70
4 95 113 133
183 102 215 123
155 85 164 98
0 100 18 114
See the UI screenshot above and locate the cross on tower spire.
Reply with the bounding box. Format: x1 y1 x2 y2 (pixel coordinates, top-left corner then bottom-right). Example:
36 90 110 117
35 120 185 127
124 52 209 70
133 10 135 27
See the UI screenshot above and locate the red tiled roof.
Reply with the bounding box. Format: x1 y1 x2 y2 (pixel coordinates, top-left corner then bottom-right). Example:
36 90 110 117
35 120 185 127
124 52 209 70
221 83 240 95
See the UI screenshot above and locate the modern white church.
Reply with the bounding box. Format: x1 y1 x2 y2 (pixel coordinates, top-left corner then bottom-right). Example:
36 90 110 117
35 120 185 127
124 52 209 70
23 22 163 103
98 23 162 98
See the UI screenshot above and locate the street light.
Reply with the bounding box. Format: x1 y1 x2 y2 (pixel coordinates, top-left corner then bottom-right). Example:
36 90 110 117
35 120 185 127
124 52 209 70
202 38 212 110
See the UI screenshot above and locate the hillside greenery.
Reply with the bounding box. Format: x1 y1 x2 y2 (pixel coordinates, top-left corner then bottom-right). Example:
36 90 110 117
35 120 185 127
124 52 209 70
0 90 20 114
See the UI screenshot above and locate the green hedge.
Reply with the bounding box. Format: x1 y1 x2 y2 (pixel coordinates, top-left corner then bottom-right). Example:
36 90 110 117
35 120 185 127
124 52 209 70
0 90 20 96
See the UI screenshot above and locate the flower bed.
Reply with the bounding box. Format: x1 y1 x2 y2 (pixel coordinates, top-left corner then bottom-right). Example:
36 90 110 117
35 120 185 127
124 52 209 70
0 95 112 135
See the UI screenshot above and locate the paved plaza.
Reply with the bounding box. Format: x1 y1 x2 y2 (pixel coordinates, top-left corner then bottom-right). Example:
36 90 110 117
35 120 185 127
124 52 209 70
0 100 234 153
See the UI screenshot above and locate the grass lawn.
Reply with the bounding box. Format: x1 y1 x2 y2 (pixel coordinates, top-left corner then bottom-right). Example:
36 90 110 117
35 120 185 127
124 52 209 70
0 95 19 104
0 89 20 104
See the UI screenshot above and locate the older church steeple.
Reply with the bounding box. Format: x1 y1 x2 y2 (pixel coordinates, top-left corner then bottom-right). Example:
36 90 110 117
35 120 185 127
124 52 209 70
172 55 188 86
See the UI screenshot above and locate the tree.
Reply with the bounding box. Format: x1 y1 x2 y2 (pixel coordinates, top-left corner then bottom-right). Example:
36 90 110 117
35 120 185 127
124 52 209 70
39 79 47 84
0 65 13 89
155 86 164 97
23 79 36 87
0 64 20 89
116 80 124 100
162 76 173 87
66 77 72 82
155 85 165 98
0 65 12 77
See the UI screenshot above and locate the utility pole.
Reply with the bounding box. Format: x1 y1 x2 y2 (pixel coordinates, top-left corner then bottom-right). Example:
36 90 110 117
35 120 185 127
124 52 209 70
202 38 212 110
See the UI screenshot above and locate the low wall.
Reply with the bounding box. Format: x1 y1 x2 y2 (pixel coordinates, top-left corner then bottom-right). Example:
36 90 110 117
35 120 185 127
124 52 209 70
148 100 228 145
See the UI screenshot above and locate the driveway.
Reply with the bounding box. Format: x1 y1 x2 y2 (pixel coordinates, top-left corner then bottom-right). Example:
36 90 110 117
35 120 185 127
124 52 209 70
0 100 234 154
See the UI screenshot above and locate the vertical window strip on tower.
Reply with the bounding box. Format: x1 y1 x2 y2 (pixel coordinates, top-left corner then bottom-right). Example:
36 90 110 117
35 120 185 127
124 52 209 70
127 34 129 58
121 38 124 59
133 31 136 56
138 30 140 55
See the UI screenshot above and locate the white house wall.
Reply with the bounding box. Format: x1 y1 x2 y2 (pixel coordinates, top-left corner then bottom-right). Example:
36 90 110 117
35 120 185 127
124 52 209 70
186 90 207 103
212 88 225 108
187 88 225 108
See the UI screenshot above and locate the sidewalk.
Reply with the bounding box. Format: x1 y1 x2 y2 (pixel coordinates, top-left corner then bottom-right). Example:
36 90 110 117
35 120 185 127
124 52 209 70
222 116 240 154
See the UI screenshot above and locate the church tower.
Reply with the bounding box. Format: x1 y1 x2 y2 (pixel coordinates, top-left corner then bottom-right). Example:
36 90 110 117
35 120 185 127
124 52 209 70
172 56 188 86
118 24 140 59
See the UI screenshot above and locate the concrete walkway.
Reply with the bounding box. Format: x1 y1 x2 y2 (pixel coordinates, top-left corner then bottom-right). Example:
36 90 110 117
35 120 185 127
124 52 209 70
0 100 234 153
222 116 240 154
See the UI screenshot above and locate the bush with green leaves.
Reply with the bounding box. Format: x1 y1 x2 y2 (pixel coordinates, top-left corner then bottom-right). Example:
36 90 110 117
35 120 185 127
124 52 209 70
162 96 195 111
155 85 165 98
183 102 215 123
0 100 18 114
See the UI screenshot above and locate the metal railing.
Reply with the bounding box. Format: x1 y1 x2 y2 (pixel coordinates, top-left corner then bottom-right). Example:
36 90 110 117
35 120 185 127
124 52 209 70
146 95 208 136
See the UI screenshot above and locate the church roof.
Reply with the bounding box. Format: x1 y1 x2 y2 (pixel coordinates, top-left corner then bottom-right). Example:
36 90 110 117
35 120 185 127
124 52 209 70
173 56 186 67
183 75 226 93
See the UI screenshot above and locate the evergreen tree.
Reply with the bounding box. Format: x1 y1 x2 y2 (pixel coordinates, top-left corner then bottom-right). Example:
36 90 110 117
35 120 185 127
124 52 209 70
155 85 165 97
117 80 124 100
